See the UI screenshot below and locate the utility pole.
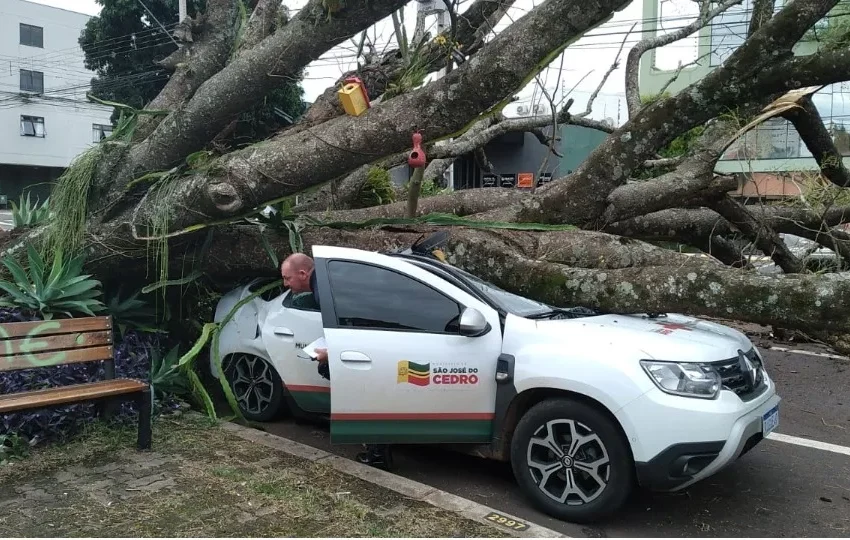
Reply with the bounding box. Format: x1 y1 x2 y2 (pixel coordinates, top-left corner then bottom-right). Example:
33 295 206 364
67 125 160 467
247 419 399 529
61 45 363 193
179 0 187 22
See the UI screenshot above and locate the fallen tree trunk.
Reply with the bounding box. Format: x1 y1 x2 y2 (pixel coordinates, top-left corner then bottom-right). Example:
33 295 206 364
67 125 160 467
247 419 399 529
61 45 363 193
165 224 850 335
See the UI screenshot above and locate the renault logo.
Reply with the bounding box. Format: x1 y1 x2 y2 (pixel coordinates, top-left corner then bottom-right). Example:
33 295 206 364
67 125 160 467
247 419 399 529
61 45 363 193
738 350 757 387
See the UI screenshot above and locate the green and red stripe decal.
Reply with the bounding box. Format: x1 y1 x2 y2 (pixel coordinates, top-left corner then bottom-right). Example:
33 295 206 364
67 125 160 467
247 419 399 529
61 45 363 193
285 384 494 443
330 412 494 444
286 384 330 413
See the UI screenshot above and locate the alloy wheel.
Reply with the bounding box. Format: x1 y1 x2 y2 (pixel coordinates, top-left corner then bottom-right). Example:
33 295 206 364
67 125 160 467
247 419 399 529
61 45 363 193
526 418 611 505
226 354 276 416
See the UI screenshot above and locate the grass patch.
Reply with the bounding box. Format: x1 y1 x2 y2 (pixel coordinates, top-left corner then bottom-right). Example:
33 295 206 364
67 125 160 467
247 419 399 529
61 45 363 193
0 415 506 538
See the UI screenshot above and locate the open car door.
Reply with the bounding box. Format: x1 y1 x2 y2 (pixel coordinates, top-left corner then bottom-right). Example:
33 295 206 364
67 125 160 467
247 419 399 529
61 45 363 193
311 245 503 445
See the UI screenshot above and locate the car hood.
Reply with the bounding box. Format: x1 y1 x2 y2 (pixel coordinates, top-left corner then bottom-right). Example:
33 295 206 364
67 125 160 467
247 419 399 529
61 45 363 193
532 312 752 363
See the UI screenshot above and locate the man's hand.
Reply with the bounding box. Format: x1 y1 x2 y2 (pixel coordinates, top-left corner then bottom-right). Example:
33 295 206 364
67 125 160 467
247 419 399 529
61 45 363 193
315 348 329 364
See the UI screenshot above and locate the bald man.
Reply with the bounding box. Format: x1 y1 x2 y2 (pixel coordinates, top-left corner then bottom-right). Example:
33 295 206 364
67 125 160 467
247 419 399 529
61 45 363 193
280 252 394 471
281 253 326 363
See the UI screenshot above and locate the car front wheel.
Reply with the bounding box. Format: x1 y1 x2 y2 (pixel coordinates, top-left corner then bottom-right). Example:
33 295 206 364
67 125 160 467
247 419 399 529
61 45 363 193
510 398 634 523
222 353 285 422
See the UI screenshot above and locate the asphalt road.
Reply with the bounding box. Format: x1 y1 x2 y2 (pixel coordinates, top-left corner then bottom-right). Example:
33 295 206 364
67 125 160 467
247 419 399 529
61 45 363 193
259 346 850 537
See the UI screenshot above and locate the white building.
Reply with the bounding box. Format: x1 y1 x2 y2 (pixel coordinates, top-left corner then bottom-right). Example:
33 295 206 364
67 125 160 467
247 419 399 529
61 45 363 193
0 0 112 204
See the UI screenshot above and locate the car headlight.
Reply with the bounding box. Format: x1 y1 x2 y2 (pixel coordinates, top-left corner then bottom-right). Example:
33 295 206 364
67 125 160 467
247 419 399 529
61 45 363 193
640 360 721 399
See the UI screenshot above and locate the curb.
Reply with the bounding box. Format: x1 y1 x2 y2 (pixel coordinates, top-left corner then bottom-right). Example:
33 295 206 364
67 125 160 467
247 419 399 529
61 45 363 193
220 421 569 538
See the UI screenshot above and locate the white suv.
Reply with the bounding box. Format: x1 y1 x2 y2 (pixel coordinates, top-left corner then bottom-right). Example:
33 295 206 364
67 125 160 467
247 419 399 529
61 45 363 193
212 245 780 523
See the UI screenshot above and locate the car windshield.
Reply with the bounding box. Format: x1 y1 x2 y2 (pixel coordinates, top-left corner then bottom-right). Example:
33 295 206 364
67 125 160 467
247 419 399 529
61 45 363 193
451 266 553 317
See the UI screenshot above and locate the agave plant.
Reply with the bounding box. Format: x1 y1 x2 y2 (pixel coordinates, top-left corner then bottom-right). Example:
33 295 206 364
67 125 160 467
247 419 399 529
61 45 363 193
105 287 161 337
10 193 51 229
0 245 105 319
150 344 191 399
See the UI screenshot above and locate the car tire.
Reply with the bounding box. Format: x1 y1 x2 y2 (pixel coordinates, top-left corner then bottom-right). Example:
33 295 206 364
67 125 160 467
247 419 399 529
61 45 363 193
510 398 634 524
222 353 285 422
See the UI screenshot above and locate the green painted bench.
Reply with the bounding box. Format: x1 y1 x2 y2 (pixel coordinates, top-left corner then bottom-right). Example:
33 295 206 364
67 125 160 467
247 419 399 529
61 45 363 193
0 316 152 449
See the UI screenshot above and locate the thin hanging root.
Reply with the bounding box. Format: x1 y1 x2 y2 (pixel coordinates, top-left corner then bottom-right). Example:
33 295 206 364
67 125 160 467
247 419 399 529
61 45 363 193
46 146 101 256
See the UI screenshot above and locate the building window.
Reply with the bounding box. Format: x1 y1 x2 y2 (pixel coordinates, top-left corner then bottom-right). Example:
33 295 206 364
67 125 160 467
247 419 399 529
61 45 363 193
21 116 45 138
20 24 43 48
19 70 44 93
92 124 113 142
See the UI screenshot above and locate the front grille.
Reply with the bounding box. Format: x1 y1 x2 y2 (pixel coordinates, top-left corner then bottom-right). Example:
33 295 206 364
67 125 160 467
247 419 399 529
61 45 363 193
703 349 766 401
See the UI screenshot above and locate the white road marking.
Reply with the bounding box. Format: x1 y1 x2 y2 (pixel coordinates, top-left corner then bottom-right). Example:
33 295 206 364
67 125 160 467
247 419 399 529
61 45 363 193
767 432 850 456
765 346 849 361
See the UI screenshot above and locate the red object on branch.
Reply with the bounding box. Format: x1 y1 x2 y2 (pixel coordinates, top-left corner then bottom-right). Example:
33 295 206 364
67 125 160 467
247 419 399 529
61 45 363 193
408 131 426 168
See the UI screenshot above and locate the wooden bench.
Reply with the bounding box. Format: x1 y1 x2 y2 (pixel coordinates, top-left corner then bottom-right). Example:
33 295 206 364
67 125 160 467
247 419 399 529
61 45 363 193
0 316 152 449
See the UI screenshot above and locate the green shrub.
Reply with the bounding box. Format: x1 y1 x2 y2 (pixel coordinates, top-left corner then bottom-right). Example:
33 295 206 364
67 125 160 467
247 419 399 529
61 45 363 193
150 344 191 399
0 433 31 464
0 245 104 319
105 287 161 337
357 167 397 207
10 193 51 229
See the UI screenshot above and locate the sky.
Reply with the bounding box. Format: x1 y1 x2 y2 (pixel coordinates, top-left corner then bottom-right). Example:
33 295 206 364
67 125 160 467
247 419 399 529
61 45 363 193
29 0 704 124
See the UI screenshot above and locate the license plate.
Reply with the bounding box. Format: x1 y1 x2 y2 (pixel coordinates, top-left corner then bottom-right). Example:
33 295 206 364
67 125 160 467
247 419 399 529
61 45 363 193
762 405 779 435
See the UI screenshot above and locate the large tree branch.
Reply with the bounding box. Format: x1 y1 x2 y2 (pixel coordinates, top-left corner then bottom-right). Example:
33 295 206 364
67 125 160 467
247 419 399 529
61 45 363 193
133 0 240 142
605 205 850 242
106 0 414 206
783 95 850 187
444 229 850 332
240 0 284 51
292 109 614 213
133 0 632 233
511 0 843 228
177 223 850 335
601 115 742 223
295 0 518 129
293 115 501 213
624 0 743 117
709 196 803 273
308 187 527 222
604 174 738 223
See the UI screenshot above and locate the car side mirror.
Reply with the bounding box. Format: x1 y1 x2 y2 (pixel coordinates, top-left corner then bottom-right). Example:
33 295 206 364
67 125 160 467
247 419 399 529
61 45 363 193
459 307 490 337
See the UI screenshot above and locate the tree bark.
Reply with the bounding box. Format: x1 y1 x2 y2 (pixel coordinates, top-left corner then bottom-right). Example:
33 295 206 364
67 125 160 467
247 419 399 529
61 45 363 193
294 0 518 129
511 0 843 228
784 95 850 187
133 0 240 142
106 0 415 204
126 0 633 234
180 224 850 335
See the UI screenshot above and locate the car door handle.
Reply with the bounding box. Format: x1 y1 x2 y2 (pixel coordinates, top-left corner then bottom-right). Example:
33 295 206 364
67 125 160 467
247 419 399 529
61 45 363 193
273 327 294 337
340 351 371 363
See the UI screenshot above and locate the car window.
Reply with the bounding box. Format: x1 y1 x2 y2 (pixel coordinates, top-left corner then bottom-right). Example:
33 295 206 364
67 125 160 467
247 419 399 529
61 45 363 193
282 290 320 312
327 260 461 334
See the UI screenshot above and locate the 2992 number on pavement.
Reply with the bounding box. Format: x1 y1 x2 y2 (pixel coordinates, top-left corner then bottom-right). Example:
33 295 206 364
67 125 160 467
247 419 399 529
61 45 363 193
484 512 529 531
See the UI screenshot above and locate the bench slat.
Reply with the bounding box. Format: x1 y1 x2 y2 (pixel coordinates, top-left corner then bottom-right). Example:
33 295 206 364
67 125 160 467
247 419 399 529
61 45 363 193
0 330 112 357
0 317 111 339
0 379 147 413
0 345 113 372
